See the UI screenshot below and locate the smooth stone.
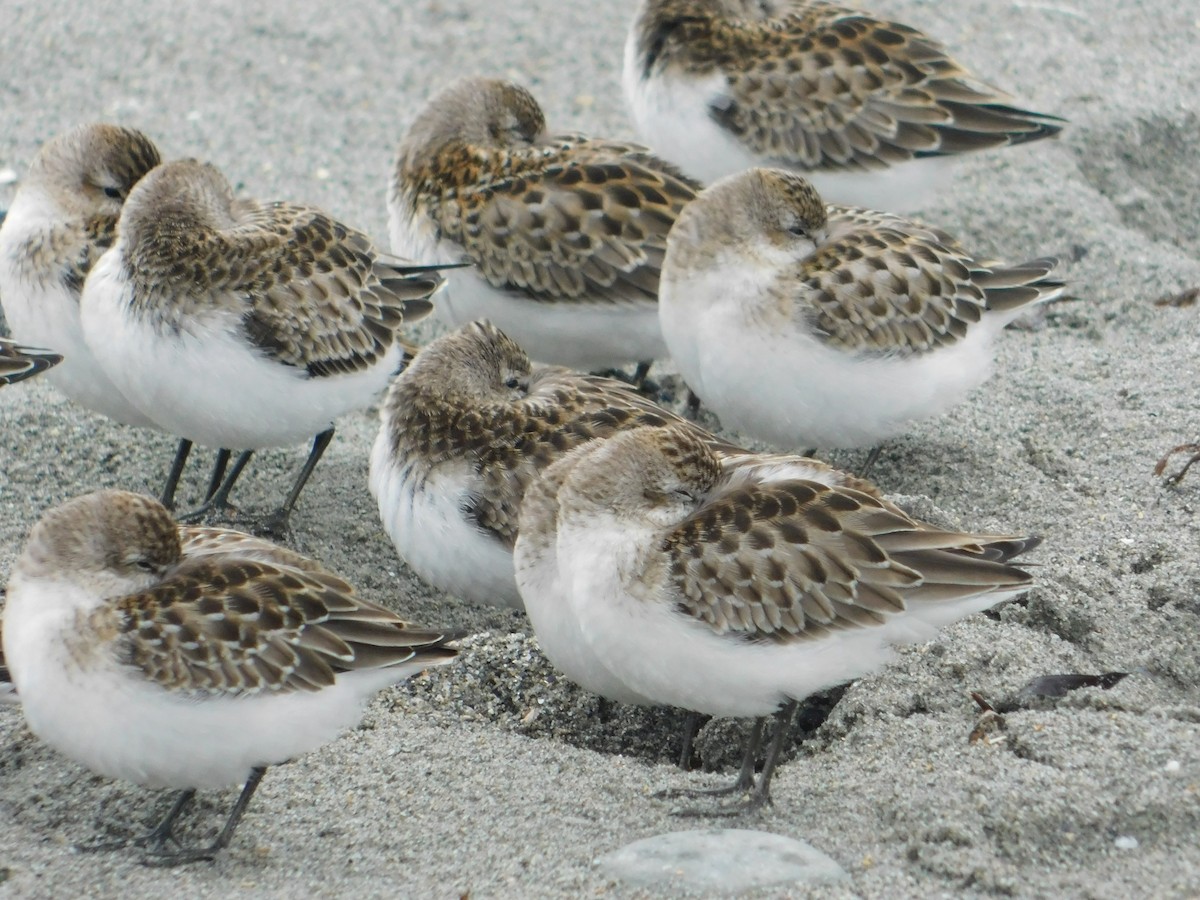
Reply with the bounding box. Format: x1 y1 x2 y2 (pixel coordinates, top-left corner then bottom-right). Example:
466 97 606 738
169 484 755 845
596 828 848 891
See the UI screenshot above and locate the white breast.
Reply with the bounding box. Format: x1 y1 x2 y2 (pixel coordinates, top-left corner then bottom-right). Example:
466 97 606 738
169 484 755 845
515 507 656 705
0 198 155 426
4 575 429 790
369 427 523 608
661 263 997 450
81 250 402 449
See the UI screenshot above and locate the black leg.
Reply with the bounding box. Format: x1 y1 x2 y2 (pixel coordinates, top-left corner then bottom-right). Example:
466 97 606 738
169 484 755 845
595 696 615 723
658 716 765 807
282 428 335 517
630 361 666 399
677 711 704 771
175 451 254 524
742 700 798 813
669 702 797 818
138 789 197 851
859 445 883 477
630 361 652 388
75 788 196 854
590 363 660 397
159 439 194 511
143 767 267 867
257 428 334 536
685 388 702 419
203 449 233 503
210 451 255 508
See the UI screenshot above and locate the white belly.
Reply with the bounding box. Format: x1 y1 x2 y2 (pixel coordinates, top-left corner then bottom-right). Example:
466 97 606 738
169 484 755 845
514 517 656 705
437 269 666 370
4 585 421 790
661 271 997 450
369 428 523 608
0 205 155 426
81 254 400 449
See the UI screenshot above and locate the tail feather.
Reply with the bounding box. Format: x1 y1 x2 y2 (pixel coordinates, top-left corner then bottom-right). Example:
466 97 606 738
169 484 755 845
978 257 1066 314
882 532 1039 621
0 339 64 386
894 548 1034 588
381 259 471 275
915 103 1065 157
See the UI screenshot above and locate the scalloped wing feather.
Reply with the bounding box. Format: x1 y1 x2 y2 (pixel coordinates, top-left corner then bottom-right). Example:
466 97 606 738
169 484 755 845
202 202 441 377
426 138 700 306
104 558 454 696
695 6 1063 171
790 208 1061 355
664 478 1034 643
466 369 724 546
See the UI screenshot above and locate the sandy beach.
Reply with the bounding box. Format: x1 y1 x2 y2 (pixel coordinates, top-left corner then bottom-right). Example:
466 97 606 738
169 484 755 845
2 0 1199 896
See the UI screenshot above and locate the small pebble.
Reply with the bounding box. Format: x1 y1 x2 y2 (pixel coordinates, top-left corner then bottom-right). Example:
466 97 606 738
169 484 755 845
1114 836 1139 851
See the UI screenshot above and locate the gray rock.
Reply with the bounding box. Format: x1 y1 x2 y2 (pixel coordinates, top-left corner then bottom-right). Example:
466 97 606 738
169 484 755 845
596 828 848 892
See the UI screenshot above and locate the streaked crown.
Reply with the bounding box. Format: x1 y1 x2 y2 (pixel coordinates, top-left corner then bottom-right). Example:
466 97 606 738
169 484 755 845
25 123 161 214
668 167 827 270
118 158 238 239
15 490 181 596
399 320 533 402
397 77 547 167
561 424 720 523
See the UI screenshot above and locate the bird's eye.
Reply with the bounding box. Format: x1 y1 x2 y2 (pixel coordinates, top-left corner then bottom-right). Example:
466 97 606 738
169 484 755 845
102 186 123 200
504 376 522 390
786 222 808 237
133 559 157 573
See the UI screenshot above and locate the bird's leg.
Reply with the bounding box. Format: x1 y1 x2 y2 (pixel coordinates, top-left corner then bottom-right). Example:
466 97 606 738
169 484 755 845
630 361 653 388
75 788 196 854
202 449 233 503
158 439 194 511
859 445 883 477
671 700 798 817
257 428 335 537
136 789 197 851
657 716 764 805
677 711 707 771
590 361 663 397
740 700 798 813
205 450 255 511
595 696 615 723
142 767 267 867
630 361 667 400
175 450 255 524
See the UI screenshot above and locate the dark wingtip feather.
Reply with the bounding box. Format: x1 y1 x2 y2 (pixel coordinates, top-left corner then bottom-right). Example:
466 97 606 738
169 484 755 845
0 341 65 386
979 258 1067 313
974 535 1043 564
378 256 473 274
913 104 1065 158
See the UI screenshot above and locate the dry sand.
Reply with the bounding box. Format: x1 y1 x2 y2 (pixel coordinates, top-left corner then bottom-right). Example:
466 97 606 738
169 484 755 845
1 0 1199 896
